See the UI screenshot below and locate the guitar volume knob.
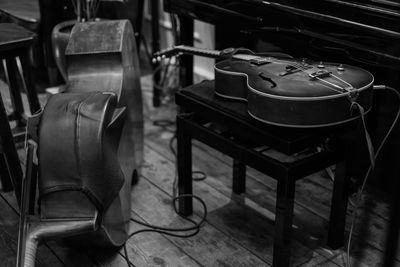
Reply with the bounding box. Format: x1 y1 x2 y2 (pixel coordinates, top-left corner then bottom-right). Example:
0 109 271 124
317 61 325 68
337 64 345 71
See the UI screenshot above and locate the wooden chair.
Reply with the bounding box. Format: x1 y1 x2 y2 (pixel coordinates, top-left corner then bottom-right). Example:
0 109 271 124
0 0 145 86
0 0 71 85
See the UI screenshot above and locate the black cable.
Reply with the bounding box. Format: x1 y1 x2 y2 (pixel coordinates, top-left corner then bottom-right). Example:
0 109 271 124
151 60 180 96
192 171 207 181
169 133 177 156
123 124 209 267
160 57 172 88
169 13 180 45
123 194 207 267
152 120 208 183
122 244 136 267
153 119 175 133
128 194 207 239
168 134 208 184
346 85 400 267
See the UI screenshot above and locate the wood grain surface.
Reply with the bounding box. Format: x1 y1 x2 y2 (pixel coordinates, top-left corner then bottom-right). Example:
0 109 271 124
0 74 398 266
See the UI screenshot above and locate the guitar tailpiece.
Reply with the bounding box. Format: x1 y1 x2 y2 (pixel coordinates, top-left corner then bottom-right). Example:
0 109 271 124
348 90 359 104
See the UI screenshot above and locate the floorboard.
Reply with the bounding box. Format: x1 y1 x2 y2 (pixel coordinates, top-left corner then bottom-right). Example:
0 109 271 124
0 74 398 266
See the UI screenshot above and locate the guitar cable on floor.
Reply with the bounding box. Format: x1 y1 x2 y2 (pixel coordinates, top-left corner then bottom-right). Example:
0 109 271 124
122 121 208 267
127 87 400 266
346 85 400 267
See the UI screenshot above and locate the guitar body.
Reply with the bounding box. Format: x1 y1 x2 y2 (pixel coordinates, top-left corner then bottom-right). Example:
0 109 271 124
215 57 374 127
154 45 374 128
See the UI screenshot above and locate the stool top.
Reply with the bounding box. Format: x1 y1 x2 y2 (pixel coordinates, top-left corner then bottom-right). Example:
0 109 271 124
176 80 354 154
0 0 39 23
0 23 35 52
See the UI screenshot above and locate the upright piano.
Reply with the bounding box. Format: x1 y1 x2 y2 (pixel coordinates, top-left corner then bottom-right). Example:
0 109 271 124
163 0 400 190
163 1 400 265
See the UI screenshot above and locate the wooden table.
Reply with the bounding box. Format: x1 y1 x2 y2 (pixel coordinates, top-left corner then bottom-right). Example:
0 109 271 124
0 23 40 205
175 80 353 267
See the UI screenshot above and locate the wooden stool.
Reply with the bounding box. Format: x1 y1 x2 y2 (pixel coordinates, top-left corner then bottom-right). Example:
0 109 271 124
0 23 41 205
0 0 70 85
175 81 353 267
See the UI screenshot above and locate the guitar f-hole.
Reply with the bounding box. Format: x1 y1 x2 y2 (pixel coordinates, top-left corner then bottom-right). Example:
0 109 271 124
258 72 277 88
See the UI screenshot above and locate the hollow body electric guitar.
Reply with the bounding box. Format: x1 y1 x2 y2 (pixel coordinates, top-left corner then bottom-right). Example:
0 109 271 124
155 45 374 127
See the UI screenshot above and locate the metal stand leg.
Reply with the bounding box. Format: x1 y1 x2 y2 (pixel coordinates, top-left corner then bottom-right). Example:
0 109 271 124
273 176 296 267
328 160 350 249
177 116 193 215
232 159 246 194
151 0 161 107
135 0 145 50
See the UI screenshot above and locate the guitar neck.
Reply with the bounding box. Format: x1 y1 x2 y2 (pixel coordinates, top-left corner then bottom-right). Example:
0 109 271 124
174 45 222 58
156 45 288 63
173 45 269 62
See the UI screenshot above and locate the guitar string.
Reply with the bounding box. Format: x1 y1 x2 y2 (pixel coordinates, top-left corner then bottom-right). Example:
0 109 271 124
169 47 350 93
346 85 400 267
286 62 354 93
172 48 354 95
235 52 355 94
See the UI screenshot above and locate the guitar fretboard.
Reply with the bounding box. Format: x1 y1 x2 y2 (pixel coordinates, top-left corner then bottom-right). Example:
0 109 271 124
174 46 222 59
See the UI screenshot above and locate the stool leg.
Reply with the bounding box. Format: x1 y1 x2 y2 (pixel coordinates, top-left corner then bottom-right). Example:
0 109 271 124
177 116 193 215
2 59 25 127
273 176 296 267
16 52 41 114
0 91 23 205
232 159 246 194
328 160 350 249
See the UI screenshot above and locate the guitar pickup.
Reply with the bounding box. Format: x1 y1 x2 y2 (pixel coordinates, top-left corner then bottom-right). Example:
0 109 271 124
250 57 271 65
279 67 301 76
279 64 311 76
309 70 331 79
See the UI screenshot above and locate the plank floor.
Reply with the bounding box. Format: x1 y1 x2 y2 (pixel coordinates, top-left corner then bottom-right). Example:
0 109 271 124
0 75 398 266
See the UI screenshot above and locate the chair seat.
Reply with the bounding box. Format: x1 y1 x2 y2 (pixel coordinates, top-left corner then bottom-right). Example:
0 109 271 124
0 0 39 23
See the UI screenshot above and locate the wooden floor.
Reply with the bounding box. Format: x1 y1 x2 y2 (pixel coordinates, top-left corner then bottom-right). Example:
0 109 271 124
0 75 399 267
